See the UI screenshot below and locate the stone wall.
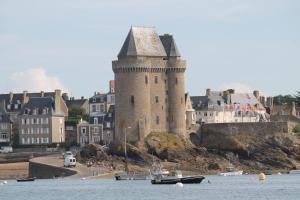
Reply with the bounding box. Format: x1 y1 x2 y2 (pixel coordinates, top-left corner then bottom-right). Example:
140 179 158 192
198 122 292 150
29 161 76 179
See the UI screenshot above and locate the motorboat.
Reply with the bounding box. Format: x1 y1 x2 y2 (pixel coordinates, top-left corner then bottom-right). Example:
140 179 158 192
151 170 205 185
289 170 300 174
219 166 243 176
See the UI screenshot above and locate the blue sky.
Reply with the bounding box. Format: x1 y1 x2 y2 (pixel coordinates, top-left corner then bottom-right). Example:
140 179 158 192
0 0 299 98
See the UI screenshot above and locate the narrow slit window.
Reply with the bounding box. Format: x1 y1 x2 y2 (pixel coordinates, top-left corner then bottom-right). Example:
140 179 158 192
130 95 135 104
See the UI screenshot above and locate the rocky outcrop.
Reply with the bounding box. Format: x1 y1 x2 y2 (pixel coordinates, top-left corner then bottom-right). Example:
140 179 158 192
195 122 300 172
78 125 300 174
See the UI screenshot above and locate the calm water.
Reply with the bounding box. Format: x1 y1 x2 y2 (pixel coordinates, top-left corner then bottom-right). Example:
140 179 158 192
1 175 299 200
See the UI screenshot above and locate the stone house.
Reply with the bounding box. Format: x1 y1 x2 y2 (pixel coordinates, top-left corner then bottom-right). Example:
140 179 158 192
89 80 115 125
89 93 106 124
185 93 196 129
191 89 267 124
77 120 112 146
0 114 12 146
0 90 68 145
18 90 68 145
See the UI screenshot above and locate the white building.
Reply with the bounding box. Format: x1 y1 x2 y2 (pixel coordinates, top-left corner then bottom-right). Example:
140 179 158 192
191 89 267 124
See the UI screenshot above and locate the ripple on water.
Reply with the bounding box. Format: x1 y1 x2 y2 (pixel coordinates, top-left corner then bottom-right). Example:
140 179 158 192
0 175 300 200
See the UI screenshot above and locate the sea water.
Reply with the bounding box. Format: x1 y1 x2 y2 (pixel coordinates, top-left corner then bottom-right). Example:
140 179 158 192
0 174 299 200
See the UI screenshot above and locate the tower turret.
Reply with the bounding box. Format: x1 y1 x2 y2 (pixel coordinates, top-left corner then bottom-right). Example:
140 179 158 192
160 34 186 136
113 26 186 143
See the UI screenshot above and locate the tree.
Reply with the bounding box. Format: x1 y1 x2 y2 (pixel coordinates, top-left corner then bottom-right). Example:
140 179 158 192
295 91 300 106
66 105 89 125
273 95 297 105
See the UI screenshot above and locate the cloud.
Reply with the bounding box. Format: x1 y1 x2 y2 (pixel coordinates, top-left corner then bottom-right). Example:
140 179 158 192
219 82 254 93
8 68 69 93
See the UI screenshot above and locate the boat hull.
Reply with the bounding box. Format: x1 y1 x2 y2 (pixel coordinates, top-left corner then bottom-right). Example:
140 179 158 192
16 178 35 182
151 176 205 185
219 171 243 176
115 173 150 180
289 170 300 174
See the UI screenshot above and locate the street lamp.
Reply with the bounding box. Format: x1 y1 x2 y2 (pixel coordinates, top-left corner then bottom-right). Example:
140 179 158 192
124 126 131 173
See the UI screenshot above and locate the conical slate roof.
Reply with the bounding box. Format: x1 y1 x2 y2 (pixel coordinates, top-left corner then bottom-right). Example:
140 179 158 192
118 26 167 57
159 34 181 57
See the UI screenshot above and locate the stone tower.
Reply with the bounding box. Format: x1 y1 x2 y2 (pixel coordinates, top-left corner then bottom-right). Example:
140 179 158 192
112 26 186 144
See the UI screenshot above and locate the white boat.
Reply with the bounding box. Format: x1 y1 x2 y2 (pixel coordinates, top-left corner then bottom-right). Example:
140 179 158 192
219 166 243 176
219 170 243 176
115 171 151 180
289 170 300 174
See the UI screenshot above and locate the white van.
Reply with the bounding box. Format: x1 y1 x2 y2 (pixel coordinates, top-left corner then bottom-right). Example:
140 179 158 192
64 156 76 168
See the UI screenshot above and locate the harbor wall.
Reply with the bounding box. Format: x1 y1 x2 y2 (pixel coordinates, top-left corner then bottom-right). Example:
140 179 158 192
29 161 76 179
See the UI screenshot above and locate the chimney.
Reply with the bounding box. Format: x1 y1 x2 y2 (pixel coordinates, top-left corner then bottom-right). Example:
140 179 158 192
228 89 235 94
41 91 45 97
54 89 62 113
9 92 13 103
62 93 69 101
206 88 211 96
259 96 265 107
0 100 5 112
81 96 84 100
222 90 230 104
253 90 260 99
23 91 29 104
266 97 273 107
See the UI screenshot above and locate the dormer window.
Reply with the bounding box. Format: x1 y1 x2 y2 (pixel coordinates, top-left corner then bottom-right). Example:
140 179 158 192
7 105 11 110
33 109 37 115
93 98 96 102
43 108 48 115
24 109 29 114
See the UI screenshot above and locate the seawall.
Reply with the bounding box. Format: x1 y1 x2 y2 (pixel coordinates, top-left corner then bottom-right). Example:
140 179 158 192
29 161 77 179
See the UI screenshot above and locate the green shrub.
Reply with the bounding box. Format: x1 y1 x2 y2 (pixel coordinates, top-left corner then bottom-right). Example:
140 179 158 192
293 124 300 133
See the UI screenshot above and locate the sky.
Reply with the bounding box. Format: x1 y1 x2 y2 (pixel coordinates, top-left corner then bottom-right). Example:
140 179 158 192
0 0 299 98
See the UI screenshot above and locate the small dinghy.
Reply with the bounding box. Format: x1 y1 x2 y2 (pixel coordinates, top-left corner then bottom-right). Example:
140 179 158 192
16 177 36 182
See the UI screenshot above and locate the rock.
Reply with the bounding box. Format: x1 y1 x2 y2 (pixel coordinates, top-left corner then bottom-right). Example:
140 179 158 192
145 132 193 161
80 144 108 161
208 162 221 170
